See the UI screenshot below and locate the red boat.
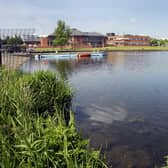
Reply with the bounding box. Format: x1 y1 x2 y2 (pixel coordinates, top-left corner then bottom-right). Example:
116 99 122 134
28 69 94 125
77 53 91 58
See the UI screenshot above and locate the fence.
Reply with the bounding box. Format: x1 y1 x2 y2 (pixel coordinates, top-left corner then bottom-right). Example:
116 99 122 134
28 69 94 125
1 52 30 70
0 28 35 69
0 42 30 70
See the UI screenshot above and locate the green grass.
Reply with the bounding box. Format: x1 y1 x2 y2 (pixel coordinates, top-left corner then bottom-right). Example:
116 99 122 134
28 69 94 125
0 68 107 168
35 46 168 52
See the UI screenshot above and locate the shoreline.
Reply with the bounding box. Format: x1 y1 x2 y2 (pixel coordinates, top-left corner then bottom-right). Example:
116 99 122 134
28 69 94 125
34 46 168 53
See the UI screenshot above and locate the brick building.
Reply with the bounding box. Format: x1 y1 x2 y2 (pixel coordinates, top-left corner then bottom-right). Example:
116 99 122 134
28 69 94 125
106 33 151 46
69 28 105 48
40 28 105 48
23 35 40 47
39 35 49 48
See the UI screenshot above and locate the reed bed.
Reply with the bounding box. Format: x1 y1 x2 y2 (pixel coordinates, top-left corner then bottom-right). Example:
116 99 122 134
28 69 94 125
0 68 107 168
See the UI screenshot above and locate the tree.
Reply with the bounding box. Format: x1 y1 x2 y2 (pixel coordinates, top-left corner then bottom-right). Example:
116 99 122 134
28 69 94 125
52 20 71 47
160 40 166 46
3 35 23 45
150 39 159 46
2 36 24 52
3 36 10 45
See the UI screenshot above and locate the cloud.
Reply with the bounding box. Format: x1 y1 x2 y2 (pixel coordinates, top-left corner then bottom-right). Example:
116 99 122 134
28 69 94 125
129 17 137 24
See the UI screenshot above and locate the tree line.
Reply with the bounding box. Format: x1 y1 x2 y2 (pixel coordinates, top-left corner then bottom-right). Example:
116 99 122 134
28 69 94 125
150 38 168 46
2 36 23 45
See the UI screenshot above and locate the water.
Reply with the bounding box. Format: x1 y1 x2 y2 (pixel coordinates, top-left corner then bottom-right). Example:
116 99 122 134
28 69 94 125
21 51 168 168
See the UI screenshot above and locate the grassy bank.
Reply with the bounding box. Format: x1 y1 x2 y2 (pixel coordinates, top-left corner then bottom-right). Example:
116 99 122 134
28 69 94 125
35 46 168 52
0 68 107 168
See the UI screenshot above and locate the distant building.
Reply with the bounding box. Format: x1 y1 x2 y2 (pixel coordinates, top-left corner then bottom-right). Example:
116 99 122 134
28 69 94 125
69 28 105 48
106 33 116 36
22 35 40 47
39 35 49 48
106 34 151 46
40 28 105 48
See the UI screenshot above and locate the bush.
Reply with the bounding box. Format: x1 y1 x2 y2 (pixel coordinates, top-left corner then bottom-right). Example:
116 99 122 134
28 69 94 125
0 69 72 121
0 68 107 168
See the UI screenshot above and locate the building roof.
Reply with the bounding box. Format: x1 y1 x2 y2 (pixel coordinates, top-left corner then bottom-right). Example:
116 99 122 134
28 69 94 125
22 35 40 42
107 33 150 38
71 28 104 37
49 28 104 37
123 34 150 37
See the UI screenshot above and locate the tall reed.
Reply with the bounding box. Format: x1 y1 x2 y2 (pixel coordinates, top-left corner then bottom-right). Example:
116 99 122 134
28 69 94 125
0 68 107 168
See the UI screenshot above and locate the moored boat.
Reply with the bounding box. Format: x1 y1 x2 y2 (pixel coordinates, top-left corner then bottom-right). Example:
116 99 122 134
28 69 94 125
35 53 77 60
77 53 91 58
91 52 106 57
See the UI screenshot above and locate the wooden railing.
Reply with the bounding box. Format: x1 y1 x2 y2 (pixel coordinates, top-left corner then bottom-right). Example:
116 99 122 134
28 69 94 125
1 52 30 69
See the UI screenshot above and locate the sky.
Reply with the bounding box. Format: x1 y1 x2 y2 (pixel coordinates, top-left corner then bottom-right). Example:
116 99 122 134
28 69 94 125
0 0 168 38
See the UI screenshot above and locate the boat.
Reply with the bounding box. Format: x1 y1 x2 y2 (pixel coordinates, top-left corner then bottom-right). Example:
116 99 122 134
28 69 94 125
35 53 77 60
91 52 106 57
77 53 91 58
34 52 106 60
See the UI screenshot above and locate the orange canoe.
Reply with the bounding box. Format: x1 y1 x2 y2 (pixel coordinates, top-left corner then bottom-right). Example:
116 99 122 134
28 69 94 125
77 53 91 58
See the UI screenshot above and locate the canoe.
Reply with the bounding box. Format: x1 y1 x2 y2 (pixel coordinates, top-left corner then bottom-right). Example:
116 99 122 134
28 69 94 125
77 53 91 58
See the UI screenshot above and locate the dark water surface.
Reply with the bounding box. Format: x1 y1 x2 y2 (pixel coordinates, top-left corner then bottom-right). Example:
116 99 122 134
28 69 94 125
21 52 168 168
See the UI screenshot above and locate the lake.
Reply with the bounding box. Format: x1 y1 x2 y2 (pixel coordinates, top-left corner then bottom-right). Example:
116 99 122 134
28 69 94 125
21 51 168 168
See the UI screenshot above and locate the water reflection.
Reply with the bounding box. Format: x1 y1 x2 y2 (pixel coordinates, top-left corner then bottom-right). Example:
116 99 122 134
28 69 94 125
55 61 74 79
22 55 105 74
21 51 168 168
76 104 127 124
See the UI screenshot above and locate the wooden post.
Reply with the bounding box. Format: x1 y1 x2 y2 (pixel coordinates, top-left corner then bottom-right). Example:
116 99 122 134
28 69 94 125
0 39 2 66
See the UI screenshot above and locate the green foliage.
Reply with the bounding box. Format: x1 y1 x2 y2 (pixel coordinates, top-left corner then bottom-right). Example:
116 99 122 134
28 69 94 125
3 36 23 45
20 71 73 118
0 70 72 119
150 38 168 46
150 39 160 46
53 20 71 46
0 68 107 168
160 40 166 46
